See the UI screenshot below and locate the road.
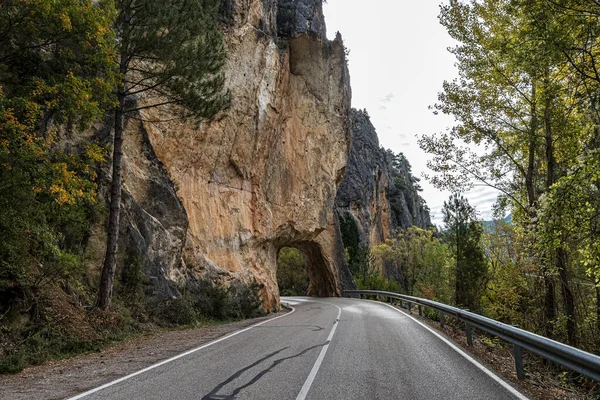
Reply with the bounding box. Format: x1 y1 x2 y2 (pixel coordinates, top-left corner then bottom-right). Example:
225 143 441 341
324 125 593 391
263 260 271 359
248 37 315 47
70 297 528 400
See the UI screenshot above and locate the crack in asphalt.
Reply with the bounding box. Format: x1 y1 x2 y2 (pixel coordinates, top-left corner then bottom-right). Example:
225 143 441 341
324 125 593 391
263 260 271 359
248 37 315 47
201 344 326 400
255 325 324 332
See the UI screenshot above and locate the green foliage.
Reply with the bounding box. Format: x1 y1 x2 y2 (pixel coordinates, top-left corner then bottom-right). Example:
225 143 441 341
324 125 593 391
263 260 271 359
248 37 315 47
156 280 266 325
480 219 528 325
443 194 487 311
420 0 600 349
354 273 402 293
345 244 401 292
115 0 230 121
339 212 360 267
277 247 309 296
373 227 452 302
348 245 375 280
0 0 117 128
0 0 115 320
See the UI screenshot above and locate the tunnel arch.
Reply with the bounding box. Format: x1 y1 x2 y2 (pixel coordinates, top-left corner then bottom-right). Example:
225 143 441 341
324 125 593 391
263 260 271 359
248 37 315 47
275 240 340 298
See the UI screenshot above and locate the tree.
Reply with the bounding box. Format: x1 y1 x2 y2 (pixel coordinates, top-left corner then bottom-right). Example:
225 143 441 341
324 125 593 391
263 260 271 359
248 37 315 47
481 219 528 325
97 0 230 310
420 0 586 343
0 0 116 308
442 194 487 310
277 247 309 296
540 0 600 346
374 227 451 302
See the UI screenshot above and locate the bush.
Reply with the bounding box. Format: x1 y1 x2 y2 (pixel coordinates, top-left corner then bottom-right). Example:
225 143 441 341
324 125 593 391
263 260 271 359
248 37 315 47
152 279 265 326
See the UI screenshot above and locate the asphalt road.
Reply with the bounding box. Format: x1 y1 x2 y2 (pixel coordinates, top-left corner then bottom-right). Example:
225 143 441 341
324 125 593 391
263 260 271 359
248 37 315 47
70 297 528 400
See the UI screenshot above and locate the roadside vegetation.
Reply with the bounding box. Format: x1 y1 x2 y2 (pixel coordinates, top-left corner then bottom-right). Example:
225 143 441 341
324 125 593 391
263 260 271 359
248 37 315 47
343 0 600 355
277 247 310 296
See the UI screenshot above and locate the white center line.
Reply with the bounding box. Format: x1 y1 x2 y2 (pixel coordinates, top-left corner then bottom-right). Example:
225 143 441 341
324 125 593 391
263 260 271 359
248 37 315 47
295 301 342 400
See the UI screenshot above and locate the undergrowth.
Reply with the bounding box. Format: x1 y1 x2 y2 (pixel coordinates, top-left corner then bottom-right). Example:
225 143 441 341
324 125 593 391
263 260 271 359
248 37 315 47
0 273 266 374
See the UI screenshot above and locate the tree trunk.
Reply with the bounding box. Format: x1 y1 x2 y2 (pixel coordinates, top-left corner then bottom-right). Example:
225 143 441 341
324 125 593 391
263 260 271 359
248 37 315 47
96 94 126 310
543 275 556 337
455 216 462 307
596 280 600 335
526 83 537 209
543 90 576 344
557 248 577 346
96 6 131 311
542 91 556 338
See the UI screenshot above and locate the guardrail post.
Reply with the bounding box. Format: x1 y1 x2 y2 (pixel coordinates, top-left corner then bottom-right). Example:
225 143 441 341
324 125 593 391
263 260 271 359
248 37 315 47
440 312 445 329
465 323 473 346
418 304 422 316
408 302 412 313
514 344 525 379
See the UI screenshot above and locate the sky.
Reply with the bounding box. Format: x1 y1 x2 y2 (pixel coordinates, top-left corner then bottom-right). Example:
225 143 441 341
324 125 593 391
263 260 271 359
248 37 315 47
322 0 500 226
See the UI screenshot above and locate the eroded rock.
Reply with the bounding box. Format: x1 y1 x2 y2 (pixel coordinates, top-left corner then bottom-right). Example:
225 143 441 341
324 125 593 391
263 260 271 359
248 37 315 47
114 0 352 310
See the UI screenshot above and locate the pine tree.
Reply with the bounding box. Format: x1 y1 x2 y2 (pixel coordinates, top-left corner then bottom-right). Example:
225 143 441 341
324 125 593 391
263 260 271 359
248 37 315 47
97 0 230 310
442 194 487 311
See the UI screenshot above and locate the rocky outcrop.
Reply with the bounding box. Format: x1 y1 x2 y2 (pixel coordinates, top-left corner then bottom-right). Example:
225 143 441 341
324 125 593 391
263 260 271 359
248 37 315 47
109 0 352 310
336 109 432 259
277 0 327 38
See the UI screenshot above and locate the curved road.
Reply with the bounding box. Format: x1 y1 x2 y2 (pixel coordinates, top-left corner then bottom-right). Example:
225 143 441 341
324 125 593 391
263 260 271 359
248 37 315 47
70 297 528 400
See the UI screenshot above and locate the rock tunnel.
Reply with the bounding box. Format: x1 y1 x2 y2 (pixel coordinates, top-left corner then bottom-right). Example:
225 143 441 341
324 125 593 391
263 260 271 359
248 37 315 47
276 240 340 298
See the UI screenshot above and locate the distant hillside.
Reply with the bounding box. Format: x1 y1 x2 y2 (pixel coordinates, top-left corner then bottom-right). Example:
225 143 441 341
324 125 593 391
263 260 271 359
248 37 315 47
482 215 512 231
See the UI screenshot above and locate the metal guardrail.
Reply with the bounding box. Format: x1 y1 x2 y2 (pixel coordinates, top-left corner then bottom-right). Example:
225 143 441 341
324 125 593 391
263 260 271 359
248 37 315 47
344 289 600 381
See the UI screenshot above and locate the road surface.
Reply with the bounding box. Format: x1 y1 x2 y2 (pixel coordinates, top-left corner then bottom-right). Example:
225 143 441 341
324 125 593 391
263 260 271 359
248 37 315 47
70 297 527 400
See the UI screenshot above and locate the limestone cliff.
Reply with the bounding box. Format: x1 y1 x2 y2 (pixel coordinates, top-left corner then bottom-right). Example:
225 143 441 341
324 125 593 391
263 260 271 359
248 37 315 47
336 109 432 262
106 0 353 310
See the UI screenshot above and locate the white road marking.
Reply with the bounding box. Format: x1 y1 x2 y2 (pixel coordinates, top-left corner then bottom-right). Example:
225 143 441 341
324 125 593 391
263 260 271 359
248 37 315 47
294 299 342 400
68 307 296 400
375 300 530 400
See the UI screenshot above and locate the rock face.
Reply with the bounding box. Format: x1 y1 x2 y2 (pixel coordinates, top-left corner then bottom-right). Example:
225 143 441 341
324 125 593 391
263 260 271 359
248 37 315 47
111 0 353 310
277 0 327 38
336 109 432 266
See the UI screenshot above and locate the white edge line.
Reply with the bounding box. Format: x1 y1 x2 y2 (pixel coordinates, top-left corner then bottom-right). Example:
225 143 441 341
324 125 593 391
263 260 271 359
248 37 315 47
374 300 530 400
295 301 342 400
68 306 296 400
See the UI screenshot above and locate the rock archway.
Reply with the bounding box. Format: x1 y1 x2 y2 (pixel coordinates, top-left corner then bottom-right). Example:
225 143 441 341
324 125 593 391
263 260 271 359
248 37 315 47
290 241 339 297
276 240 340 298
116 0 357 312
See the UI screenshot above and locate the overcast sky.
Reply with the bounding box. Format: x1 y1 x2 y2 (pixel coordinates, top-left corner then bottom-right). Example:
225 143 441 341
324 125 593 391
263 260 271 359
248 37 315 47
322 0 500 226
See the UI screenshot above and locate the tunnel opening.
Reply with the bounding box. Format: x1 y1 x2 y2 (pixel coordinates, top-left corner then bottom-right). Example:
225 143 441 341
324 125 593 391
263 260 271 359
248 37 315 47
276 240 339 298
276 247 309 296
